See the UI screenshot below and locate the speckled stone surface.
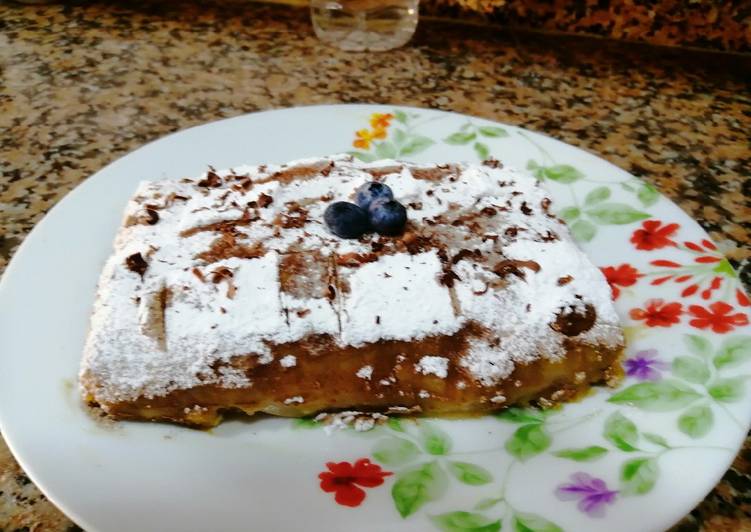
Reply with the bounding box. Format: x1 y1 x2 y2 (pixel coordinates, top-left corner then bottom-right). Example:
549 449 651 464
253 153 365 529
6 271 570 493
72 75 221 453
0 1 749 531
426 0 751 52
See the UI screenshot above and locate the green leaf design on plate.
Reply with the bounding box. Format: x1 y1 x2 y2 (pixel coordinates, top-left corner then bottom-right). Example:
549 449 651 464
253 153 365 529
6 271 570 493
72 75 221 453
388 417 406 432
621 457 659 495
685 334 713 358
474 141 490 160
478 126 509 138
603 411 639 452
558 206 580 222
678 404 714 438
394 110 408 124
526 160 545 179
420 423 452 455
713 336 751 369
292 417 319 429
474 498 503 511
401 135 435 156
620 182 636 192
542 164 583 183
571 219 597 242
607 379 702 411
392 461 448 518
431 511 501 532
375 141 398 159
643 432 670 448
349 150 378 162
513 512 563 532
393 128 408 146
505 424 551 461
637 183 660 207
672 356 710 384
713 258 736 277
554 446 608 462
708 378 745 403
585 203 650 225
495 407 546 424
445 132 477 145
373 437 420 466
584 186 611 206
448 461 493 485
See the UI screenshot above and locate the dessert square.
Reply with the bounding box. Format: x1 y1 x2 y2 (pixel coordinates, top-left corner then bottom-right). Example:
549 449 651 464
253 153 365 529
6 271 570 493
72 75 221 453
80 155 624 427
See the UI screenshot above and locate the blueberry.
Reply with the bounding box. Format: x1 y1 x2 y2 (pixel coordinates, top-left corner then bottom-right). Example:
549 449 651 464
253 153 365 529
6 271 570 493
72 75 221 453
324 201 370 239
369 199 407 236
355 181 394 210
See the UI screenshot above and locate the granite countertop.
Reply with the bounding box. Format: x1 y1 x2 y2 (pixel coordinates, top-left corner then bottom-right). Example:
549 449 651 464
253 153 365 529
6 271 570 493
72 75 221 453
0 1 749 530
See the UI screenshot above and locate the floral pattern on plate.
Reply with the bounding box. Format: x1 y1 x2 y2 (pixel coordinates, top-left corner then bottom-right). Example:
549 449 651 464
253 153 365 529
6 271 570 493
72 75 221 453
300 109 751 532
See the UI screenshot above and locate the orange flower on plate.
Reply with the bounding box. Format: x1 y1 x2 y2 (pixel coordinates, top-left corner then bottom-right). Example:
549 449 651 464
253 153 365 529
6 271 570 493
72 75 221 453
369 113 393 130
371 127 387 140
353 127 387 150
353 129 374 149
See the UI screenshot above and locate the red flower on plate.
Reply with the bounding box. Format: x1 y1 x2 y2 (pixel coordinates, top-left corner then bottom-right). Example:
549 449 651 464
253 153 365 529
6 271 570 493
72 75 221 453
319 458 392 507
644 239 749 307
630 220 680 251
738 289 751 307
629 299 683 327
688 302 750 334
600 264 643 299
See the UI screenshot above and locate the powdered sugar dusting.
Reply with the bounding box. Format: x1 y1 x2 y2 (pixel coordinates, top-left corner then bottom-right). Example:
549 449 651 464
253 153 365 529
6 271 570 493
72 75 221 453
280 355 297 368
415 356 449 378
81 156 623 405
340 251 459 346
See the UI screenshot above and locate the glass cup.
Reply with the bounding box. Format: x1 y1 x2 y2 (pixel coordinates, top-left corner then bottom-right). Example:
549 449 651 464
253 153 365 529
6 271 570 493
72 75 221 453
310 0 419 52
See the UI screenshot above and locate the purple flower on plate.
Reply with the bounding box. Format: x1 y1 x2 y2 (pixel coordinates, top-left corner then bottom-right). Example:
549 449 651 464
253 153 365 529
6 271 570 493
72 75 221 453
556 472 618 517
624 349 667 381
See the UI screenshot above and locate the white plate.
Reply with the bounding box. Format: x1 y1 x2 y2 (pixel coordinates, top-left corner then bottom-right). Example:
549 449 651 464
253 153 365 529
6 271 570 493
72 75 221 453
1 105 749 532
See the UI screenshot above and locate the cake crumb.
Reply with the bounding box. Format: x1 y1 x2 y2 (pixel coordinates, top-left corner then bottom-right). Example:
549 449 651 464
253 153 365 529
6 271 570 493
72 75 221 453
315 411 388 434
538 397 554 408
551 389 567 401
284 396 304 405
356 365 373 380
183 404 208 414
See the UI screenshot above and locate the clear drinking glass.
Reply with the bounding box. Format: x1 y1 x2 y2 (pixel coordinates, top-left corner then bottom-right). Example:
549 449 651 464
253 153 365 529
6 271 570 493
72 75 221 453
310 0 419 52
